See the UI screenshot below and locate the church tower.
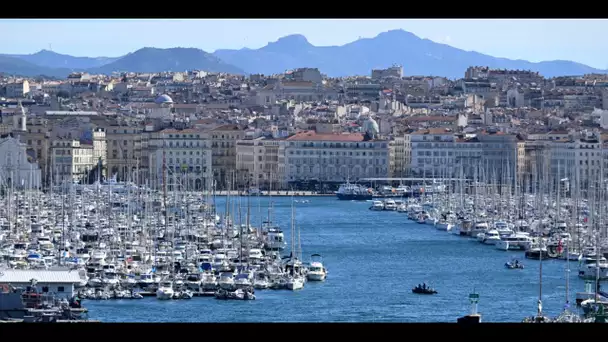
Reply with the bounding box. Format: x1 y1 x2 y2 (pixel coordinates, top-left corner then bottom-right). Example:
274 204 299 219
17 100 27 132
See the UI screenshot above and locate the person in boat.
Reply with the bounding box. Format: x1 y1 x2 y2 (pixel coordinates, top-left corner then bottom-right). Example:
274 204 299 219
514 260 519 267
422 283 427 290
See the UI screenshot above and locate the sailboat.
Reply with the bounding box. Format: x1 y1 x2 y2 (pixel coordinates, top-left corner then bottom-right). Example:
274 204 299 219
286 197 305 291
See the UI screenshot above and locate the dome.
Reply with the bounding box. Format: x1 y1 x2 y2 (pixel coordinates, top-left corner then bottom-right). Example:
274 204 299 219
155 94 173 105
363 116 379 136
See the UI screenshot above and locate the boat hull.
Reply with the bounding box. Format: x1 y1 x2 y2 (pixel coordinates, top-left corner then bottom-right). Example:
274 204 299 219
336 193 373 201
307 272 326 281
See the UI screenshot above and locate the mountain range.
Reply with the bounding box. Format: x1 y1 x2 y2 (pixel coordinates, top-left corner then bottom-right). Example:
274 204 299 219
1 29 605 79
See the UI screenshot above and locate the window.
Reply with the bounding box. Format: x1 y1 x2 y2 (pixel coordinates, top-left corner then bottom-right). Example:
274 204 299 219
42 286 49 293
58 286 65 292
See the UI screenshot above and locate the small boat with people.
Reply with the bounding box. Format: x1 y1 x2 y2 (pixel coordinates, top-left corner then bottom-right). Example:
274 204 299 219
412 283 437 295
505 259 524 269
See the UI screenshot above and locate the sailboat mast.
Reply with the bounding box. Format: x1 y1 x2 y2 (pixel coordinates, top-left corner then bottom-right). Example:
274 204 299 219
162 133 168 236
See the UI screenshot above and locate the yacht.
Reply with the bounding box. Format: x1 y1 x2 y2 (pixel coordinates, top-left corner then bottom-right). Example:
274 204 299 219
383 199 397 211
435 219 453 231
306 254 327 281
156 281 174 300
218 271 236 290
578 255 608 280
525 243 549 260
264 227 286 251
494 221 514 237
481 229 501 245
286 276 305 290
369 200 385 211
335 183 373 201
470 221 489 237
495 233 532 251
234 273 253 289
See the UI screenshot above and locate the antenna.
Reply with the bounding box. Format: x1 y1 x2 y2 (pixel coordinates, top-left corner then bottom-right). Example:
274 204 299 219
49 43 52 51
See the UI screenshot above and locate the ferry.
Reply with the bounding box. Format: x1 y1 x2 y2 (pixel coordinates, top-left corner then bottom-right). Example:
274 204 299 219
335 183 373 201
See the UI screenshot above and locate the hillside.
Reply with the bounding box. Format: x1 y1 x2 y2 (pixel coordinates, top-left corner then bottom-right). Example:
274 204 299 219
88 47 245 75
213 30 607 78
0 55 71 78
6 49 120 70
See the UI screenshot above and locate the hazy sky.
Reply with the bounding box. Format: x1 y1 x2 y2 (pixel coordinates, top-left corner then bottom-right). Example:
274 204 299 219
1 19 606 69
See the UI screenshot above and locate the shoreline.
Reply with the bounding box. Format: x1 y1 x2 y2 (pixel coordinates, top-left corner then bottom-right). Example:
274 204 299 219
214 191 334 197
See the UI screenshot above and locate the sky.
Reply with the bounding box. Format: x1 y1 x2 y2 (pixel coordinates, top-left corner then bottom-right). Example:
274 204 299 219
1 19 607 69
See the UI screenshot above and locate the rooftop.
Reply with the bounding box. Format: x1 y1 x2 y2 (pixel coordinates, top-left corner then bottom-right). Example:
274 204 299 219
287 131 366 142
0 269 82 284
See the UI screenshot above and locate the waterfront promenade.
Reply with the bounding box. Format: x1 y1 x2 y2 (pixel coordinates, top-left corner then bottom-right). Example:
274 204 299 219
214 191 333 197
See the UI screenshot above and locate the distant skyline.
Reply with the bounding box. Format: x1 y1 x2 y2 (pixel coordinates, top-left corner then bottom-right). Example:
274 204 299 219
1 19 607 69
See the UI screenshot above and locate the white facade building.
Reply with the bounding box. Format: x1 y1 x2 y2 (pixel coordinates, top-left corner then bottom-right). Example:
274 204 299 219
0 269 83 299
0 136 42 189
148 128 212 190
51 139 95 184
284 131 390 183
236 137 286 189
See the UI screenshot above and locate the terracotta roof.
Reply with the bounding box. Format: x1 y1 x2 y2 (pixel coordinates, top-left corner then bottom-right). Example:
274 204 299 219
287 131 365 142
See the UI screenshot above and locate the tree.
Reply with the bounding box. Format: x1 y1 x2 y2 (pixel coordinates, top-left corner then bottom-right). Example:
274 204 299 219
57 90 70 99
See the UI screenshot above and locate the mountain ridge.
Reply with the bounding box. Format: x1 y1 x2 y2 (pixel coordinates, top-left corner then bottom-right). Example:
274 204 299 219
214 30 607 78
0 30 605 79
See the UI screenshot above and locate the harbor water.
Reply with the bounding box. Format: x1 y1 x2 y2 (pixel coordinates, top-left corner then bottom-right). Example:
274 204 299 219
86 196 582 322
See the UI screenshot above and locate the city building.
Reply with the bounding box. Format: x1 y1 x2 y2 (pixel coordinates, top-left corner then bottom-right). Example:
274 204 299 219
0 135 42 188
236 137 286 189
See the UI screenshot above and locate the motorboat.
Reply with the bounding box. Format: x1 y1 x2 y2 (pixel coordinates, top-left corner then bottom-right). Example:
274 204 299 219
578 255 608 280
306 254 327 281
383 199 397 211
369 200 385 211
234 273 253 289
335 183 373 201
286 276 305 290
495 233 532 251
253 272 270 289
470 221 489 237
482 230 501 245
524 243 549 260
156 281 174 300
264 227 287 251
435 219 453 231
412 284 437 295
505 260 524 269
214 288 256 300
218 271 236 290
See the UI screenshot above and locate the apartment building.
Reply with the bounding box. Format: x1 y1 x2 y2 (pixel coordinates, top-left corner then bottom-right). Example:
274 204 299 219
103 124 145 182
211 124 245 189
284 131 390 184
390 135 411 178
235 137 286 190
408 128 462 177
147 128 212 191
51 139 94 184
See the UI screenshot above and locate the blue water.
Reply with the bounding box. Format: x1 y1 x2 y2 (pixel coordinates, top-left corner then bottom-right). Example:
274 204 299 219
86 197 584 322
